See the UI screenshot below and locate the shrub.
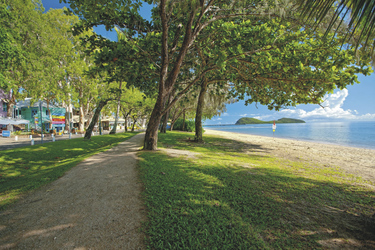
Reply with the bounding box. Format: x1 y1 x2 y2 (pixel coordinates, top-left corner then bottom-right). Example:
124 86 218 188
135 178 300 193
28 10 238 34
173 119 195 132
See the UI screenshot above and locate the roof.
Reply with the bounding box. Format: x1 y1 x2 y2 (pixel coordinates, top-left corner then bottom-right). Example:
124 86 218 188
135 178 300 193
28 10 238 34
16 98 62 109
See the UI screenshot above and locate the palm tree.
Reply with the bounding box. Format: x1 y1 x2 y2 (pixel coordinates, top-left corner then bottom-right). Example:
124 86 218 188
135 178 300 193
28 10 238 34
298 0 375 48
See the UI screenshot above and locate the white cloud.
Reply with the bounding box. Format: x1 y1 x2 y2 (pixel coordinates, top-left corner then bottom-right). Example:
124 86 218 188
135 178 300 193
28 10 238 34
254 115 273 120
280 89 375 120
217 118 222 120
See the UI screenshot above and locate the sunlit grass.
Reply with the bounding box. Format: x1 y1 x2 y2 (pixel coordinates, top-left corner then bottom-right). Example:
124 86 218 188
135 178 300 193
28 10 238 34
139 131 375 249
0 132 138 210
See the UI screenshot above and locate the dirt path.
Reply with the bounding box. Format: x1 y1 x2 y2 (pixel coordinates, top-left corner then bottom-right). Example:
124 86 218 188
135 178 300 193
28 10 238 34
0 133 146 250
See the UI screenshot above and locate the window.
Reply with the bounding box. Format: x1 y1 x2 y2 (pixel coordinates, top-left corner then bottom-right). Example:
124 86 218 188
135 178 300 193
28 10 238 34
46 109 49 116
2 103 7 112
31 108 38 117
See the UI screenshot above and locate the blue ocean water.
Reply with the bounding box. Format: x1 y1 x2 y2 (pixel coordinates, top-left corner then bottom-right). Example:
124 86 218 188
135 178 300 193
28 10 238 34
204 121 375 149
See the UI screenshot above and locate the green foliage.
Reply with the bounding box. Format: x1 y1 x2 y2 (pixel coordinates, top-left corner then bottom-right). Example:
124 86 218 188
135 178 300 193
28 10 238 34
173 119 195 132
277 118 306 123
139 131 375 249
41 1 375 149
235 117 306 125
0 132 139 210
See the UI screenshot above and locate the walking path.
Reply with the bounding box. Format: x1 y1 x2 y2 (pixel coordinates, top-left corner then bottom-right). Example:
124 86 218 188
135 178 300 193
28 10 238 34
0 133 146 249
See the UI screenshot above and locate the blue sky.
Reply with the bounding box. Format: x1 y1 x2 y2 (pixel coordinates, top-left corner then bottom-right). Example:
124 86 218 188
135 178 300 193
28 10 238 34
42 1 375 124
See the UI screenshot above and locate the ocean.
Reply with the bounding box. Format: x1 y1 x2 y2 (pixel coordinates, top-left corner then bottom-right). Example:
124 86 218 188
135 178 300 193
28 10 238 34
204 121 375 150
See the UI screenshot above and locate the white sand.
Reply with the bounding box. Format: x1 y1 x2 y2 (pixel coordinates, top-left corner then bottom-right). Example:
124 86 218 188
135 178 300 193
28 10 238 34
204 129 375 185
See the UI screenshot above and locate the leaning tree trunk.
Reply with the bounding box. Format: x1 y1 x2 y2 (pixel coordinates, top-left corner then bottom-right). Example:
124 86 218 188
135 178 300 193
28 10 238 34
144 93 166 150
131 116 137 132
170 122 175 131
84 100 108 140
169 108 184 131
195 80 208 142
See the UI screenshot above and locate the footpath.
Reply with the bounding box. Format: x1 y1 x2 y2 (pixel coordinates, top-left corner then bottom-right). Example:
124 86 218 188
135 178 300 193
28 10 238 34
0 133 146 249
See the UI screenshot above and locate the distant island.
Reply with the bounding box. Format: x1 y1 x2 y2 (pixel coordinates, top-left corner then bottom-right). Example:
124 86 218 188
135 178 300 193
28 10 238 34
235 117 306 125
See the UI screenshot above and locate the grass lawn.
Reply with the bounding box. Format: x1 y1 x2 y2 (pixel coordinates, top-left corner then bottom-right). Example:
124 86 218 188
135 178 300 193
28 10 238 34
0 132 139 210
139 131 375 249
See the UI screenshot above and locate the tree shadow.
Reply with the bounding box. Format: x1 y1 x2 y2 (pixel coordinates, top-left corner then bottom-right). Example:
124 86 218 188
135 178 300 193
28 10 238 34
139 151 375 249
159 132 272 155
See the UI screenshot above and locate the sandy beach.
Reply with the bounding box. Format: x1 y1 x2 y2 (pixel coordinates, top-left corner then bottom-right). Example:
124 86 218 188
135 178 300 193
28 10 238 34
204 129 375 185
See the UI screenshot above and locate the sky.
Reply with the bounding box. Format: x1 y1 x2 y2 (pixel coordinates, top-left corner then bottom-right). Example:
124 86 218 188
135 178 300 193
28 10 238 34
42 1 375 124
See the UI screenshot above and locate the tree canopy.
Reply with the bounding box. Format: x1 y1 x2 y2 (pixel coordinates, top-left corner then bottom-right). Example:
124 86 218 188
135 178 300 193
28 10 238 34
59 0 373 149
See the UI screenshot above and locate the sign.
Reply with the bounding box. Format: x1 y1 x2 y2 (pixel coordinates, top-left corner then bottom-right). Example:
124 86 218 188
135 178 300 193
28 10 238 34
2 130 10 137
272 120 276 132
52 113 65 125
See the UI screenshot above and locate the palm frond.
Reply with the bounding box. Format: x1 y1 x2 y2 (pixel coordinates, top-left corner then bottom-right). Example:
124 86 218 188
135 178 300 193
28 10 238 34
298 0 375 49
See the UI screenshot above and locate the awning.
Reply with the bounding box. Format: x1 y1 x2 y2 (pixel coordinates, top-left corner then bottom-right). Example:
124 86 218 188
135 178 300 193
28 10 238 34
0 118 30 125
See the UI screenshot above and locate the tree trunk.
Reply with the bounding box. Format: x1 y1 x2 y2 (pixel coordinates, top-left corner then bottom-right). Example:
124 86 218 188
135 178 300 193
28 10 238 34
143 94 165 150
169 108 184 131
194 80 208 142
79 105 85 132
170 122 175 131
123 108 132 132
85 101 94 130
110 81 122 134
160 112 169 133
182 110 186 131
131 115 137 132
160 92 173 133
79 88 85 132
84 100 108 140
124 114 128 132
6 94 15 118
46 100 53 130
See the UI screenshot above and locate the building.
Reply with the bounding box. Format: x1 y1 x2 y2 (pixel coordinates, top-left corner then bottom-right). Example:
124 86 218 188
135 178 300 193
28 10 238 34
16 98 66 133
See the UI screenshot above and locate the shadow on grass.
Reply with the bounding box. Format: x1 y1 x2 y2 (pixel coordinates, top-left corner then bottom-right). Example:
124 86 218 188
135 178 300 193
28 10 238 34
0 132 138 210
139 149 375 249
158 131 271 155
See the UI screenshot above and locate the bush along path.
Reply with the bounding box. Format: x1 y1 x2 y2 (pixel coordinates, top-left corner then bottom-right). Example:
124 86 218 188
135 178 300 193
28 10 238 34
0 133 146 249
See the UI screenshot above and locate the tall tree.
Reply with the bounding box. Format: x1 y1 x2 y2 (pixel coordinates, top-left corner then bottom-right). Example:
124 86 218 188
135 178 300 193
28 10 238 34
62 0 372 150
0 0 44 117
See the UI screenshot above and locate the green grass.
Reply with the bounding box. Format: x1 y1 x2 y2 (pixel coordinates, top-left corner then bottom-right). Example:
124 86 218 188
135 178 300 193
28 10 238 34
0 132 139 210
139 131 375 249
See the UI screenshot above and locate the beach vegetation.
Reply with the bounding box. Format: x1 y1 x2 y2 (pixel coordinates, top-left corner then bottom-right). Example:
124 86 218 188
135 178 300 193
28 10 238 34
236 117 306 125
139 131 375 249
172 118 196 132
0 132 139 211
